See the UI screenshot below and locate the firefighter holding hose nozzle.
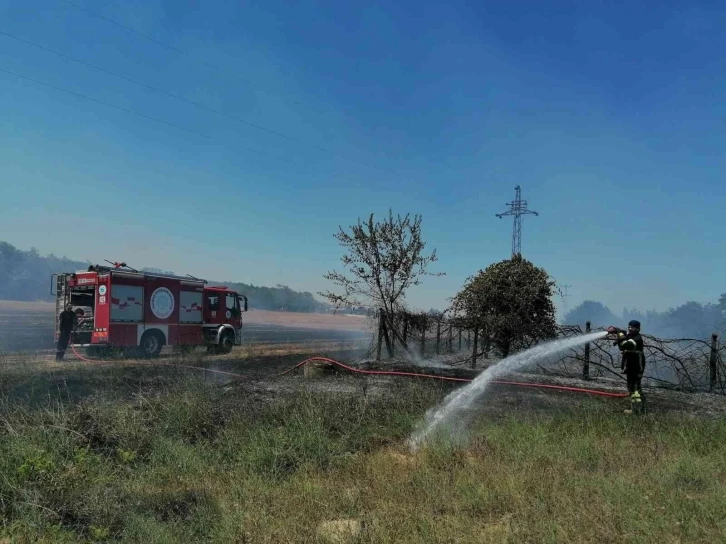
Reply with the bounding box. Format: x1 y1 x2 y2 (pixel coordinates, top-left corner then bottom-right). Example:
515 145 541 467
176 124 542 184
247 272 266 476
607 320 646 415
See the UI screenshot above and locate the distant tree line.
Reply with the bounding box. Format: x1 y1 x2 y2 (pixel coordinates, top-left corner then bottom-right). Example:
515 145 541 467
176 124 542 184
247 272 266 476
0 241 328 313
563 298 726 340
212 281 327 313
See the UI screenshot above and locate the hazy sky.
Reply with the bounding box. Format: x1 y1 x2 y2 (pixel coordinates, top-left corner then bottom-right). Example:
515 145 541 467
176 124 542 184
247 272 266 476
1 0 724 318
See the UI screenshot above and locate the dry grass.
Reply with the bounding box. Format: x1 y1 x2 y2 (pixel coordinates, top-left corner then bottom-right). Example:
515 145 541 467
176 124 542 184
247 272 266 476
1 363 725 543
0 339 370 374
230 340 371 359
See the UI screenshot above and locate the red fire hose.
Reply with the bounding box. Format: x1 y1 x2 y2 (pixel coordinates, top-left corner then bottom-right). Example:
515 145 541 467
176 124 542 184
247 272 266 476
67 347 628 398
280 357 629 398
70 344 94 363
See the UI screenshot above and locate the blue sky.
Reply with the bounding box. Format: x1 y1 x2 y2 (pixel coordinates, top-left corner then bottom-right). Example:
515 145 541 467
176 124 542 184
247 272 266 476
1 0 725 319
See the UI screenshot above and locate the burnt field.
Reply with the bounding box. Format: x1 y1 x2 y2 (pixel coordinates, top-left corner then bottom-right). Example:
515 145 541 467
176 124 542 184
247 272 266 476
2 307 726 542
2 300 724 423
0 302 371 353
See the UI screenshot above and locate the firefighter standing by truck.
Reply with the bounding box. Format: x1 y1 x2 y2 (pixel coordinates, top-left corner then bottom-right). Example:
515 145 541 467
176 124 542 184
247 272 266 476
56 303 77 361
607 320 646 415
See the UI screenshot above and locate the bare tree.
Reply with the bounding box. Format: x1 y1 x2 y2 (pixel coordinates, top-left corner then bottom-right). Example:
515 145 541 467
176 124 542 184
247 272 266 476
320 210 443 351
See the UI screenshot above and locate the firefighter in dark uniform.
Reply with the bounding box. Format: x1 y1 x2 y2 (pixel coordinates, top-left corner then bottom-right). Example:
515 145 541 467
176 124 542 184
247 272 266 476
607 320 646 414
56 303 77 361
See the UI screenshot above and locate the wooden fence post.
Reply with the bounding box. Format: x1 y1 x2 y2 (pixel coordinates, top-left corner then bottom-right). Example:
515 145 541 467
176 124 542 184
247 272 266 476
458 328 462 351
436 319 441 355
471 328 479 369
402 316 409 348
420 318 426 358
710 333 719 393
583 321 591 380
379 310 394 358
376 310 384 361
390 314 396 358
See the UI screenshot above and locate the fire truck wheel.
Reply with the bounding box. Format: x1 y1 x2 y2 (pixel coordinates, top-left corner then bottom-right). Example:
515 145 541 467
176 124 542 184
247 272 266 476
139 330 164 358
218 331 235 354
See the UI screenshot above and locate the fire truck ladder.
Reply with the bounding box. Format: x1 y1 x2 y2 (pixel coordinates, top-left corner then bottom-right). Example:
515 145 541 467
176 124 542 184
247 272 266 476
91 261 209 284
50 273 68 336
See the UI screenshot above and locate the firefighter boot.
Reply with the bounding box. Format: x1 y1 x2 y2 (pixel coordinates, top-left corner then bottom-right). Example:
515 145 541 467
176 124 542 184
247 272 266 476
624 391 638 415
634 391 645 415
631 391 643 415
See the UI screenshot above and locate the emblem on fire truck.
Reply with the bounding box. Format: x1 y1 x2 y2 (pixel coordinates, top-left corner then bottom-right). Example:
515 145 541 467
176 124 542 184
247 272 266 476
98 285 107 296
150 287 174 319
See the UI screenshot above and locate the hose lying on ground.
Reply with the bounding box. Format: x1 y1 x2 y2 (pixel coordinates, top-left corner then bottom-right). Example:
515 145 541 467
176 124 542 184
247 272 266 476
279 356 630 398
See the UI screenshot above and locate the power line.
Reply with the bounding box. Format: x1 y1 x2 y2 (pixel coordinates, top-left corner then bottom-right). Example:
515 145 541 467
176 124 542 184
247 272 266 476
57 0 326 115
0 65 355 178
495 185 539 257
0 29 397 176
54 0 448 173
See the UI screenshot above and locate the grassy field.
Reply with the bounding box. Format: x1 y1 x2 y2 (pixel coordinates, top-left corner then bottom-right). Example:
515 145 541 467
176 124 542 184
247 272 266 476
1 357 725 543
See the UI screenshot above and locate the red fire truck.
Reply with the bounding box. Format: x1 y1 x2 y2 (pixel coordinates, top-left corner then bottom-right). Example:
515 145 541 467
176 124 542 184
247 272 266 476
51 263 248 357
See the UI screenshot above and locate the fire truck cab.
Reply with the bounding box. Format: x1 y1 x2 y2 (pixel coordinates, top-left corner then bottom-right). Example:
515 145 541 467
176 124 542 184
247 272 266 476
51 264 248 357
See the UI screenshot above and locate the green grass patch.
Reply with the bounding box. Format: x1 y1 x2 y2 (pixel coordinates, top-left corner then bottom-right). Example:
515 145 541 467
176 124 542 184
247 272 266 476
1 365 725 542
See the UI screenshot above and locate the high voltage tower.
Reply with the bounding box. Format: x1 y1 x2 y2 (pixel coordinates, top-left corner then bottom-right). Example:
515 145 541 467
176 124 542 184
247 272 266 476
496 185 538 257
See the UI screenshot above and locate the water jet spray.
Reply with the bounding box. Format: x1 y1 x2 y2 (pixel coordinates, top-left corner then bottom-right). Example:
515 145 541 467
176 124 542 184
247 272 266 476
407 331 608 451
